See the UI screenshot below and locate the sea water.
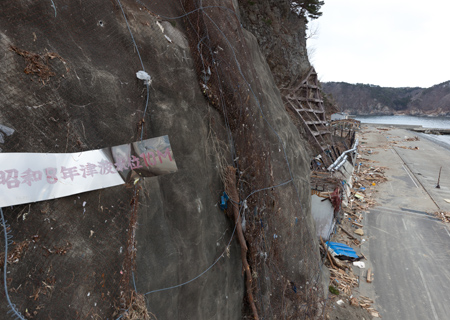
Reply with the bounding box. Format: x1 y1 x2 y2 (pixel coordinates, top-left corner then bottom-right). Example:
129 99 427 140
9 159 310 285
355 115 450 128
354 115 450 149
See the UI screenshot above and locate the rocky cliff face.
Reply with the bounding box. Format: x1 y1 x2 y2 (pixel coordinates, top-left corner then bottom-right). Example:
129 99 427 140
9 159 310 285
323 81 450 116
0 0 322 319
238 0 311 87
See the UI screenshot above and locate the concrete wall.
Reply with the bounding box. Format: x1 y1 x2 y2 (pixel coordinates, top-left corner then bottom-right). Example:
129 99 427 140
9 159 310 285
311 194 335 241
331 112 349 121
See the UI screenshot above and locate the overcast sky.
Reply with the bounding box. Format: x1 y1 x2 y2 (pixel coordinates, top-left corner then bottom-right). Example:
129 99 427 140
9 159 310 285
307 0 450 88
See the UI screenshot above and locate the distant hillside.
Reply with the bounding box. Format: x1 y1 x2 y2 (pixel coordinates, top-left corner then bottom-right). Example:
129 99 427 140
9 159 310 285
322 81 450 116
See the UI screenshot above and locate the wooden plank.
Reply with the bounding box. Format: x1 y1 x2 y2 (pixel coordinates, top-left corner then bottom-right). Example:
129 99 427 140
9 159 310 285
367 268 373 283
292 107 325 114
304 109 324 114
352 221 364 228
300 84 320 89
285 101 325 151
305 121 324 125
340 226 357 240
321 237 348 270
312 130 331 136
292 67 315 91
320 236 335 269
296 97 323 103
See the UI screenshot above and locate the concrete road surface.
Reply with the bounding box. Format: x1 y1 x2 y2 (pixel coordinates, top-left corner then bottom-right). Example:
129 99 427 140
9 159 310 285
358 125 450 320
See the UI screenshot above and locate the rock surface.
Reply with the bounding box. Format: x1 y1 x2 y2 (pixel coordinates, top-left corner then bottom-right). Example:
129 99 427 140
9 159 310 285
0 1 322 319
238 0 311 87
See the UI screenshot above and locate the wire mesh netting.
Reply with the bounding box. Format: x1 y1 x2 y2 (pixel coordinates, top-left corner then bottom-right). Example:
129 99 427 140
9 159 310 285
1 0 327 319
0 1 161 318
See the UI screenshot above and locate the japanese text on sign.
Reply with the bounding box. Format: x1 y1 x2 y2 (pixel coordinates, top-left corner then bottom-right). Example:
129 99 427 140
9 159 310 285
0 136 177 207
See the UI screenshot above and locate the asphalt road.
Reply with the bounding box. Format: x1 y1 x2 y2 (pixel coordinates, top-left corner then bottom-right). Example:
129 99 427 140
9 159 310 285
358 125 450 320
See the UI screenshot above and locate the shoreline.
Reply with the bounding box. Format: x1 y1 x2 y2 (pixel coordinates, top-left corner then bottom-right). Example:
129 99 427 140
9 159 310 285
360 123 450 212
363 123 450 152
351 114 450 118
363 123 422 129
353 114 450 131
415 131 450 152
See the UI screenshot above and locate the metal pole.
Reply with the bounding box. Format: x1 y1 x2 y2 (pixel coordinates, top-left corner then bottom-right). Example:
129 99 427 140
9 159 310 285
436 166 442 188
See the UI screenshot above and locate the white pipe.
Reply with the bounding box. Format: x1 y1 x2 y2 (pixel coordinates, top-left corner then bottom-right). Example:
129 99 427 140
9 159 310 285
327 139 359 171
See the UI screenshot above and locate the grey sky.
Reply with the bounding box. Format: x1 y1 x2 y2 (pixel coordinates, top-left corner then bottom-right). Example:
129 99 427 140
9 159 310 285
307 0 450 88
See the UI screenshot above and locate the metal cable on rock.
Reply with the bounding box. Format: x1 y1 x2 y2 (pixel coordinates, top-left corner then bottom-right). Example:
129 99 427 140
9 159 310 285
116 0 151 141
117 0 145 71
134 1 239 22
183 2 237 165
49 0 57 17
201 11 329 292
122 2 326 312
143 179 292 296
1 207 26 320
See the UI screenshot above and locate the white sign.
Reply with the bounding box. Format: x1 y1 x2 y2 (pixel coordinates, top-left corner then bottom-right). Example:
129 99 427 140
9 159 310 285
0 136 177 207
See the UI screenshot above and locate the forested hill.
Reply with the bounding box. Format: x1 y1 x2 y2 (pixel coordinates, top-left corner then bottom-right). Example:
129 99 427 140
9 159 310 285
322 81 450 116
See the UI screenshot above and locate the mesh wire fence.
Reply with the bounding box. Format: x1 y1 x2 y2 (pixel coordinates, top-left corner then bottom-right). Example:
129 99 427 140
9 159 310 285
1 0 327 319
0 1 153 318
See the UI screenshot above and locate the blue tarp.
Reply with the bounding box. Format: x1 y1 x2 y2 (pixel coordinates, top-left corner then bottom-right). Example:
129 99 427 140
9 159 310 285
219 192 229 210
325 241 359 259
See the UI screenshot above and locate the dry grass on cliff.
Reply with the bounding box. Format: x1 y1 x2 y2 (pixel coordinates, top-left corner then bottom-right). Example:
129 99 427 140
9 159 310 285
114 290 157 320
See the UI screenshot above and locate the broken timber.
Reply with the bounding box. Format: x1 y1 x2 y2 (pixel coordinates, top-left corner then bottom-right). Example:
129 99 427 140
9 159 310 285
320 237 347 270
367 268 373 283
281 67 332 164
320 236 335 269
340 226 357 240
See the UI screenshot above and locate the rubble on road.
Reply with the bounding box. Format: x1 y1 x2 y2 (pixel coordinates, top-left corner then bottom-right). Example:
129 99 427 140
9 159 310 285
329 268 359 295
311 124 388 318
323 129 387 319
358 296 381 318
396 145 419 150
405 136 420 142
433 211 450 223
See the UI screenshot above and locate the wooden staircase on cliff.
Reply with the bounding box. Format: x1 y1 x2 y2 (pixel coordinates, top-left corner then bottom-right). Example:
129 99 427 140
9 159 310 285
281 67 333 165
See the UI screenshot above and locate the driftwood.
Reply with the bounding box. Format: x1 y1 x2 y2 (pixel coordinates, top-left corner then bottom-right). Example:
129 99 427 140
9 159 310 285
344 209 360 220
320 237 347 270
329 268 358 295
351 221 363 228
367 268 373 283
339 226 357 240
225 166 259 320
320 236 335 269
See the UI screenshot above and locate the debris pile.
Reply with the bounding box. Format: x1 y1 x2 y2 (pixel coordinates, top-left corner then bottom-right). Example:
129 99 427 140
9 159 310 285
433 211 450 223
323 131 387 318
329 268 358 296
358 296 381 318
346 160 387 212
397 145 419 150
